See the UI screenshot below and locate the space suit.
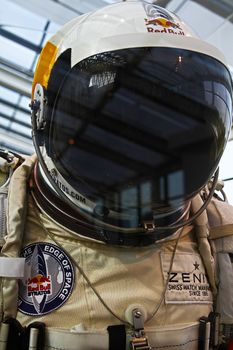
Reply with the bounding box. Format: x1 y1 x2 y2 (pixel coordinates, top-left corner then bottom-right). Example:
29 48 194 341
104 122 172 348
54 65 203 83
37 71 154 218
0 2 233 349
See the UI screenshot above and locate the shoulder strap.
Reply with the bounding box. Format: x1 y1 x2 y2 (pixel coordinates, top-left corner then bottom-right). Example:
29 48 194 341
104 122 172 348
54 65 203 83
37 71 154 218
191 195 217 295
206 196 233 240
0 186 8 246
205 190 233 326
0 150 23 246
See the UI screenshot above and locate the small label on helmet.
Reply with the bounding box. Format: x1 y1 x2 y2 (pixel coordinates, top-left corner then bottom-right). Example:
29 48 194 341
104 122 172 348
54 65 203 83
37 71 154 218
50 170 86 205
161 252 213 304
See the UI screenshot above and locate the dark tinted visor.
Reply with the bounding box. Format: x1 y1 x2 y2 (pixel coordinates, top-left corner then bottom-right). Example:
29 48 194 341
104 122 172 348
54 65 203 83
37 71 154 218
46 47 232 228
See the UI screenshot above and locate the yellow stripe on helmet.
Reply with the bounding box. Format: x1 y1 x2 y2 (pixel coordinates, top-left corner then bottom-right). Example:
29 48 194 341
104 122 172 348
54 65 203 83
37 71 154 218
32 41 58 98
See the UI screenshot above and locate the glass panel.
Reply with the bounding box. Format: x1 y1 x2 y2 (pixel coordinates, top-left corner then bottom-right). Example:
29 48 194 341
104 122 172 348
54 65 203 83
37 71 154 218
0 0 47 44
0 103 14 117
10 121 31 137
19 96 31 111
0 36 35 68
14 110 31 126
0 116 10 128
42 22 61 45
0 86 20 104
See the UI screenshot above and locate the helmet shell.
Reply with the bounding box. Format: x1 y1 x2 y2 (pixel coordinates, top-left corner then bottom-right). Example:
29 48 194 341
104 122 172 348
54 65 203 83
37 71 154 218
31 1 233 245
32 1 228 96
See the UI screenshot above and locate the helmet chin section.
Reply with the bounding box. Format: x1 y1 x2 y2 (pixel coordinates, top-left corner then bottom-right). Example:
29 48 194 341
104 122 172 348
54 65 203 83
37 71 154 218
31 160 218 247
31 161 191 246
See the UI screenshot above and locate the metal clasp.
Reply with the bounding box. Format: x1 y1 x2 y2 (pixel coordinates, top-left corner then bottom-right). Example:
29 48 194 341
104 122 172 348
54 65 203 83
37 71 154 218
0 149 14 163
130 309 151 350
143 221 156 232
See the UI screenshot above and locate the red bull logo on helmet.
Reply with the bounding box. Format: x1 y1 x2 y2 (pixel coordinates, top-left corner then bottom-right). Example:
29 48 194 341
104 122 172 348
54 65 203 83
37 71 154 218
143 2 185 35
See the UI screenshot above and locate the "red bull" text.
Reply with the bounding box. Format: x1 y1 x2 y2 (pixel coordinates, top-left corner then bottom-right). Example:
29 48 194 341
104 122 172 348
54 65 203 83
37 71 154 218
145 17 185 35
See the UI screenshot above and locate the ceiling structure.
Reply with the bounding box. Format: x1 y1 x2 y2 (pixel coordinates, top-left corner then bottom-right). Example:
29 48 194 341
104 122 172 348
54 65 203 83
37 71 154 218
0 0 233 161
0 0 117 154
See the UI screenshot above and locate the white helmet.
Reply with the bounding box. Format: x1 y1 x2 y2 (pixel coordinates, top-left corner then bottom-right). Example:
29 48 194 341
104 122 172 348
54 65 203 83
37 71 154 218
31 1 232 246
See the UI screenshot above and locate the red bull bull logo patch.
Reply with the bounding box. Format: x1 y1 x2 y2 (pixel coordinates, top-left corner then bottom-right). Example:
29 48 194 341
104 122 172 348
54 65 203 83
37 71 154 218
18 242 75 316
27 274 51 296
143 2 185 35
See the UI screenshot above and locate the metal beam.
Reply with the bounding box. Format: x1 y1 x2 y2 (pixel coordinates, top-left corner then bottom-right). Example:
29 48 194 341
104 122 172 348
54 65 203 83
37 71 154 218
9 0 79 25
0 28 42 54
0 57 33 78
193 0 233 22
155 0 172 8
0 124 31 141
0 65 32 98
0 112 31 129
0 130 33 155
0 98 31 116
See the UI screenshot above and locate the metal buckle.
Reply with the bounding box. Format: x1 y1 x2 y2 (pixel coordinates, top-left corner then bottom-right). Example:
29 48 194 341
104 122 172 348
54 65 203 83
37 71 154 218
143 221 156 232
0 149 14 163
130 309 151 350
131 336 151 350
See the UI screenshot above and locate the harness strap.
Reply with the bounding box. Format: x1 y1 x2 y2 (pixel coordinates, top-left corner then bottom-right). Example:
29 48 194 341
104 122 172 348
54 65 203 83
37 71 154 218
107 325 126 350
0 319 45 350
0 187 8 246
191 195 217 296
210 225 233 240
2 318 25 350
42 322 200 350
0 322 9 350
0 257 25 278
198 317 211 350
0 321 211 350
0 152 16 247
26 322 46 350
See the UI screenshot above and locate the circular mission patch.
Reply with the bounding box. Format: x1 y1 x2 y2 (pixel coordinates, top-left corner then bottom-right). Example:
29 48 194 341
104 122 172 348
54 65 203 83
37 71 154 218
18 242 75 316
